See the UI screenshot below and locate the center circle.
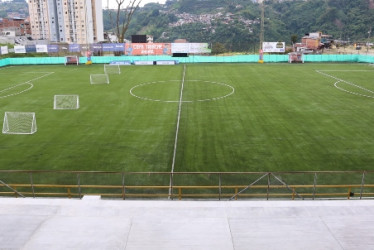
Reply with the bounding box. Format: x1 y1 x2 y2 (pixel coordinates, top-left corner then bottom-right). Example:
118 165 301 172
130 80 235 103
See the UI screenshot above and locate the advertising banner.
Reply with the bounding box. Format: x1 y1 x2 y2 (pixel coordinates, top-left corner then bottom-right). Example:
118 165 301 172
156 60 176 65
47 45 59 53
188 43 211 53
14 45 26 54
25 45 36 53
69 44 81 52
102 43 125 52
59 44 69 53
171 43 211 54
262 42 285 53
171 43 190 53
134 61 154 65
36 44 48 53
109 61 131 65
91 44 102 52
1 46 8 55
125 43 171 55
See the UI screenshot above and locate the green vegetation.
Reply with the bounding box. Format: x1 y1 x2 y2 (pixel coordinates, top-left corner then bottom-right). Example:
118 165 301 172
1 63 374 173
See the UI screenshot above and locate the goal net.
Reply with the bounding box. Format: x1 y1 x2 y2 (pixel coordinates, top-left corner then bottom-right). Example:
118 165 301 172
104 64 121 74
288 52 304 63
54 95 79 110
2 112 37 134
65 56 79 65
90 74 109 84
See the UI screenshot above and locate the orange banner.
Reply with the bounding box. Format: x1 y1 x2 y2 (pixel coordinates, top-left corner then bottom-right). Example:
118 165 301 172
125 43 171 55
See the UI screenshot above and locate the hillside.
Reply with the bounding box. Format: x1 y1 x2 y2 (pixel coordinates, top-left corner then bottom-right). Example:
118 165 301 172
2 0 373 52
120 0 374 52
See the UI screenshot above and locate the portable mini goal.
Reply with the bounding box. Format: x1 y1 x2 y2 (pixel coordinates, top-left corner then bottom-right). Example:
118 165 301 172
2 112 37 134
104 64 121 74
288 52 304 63
64 56 79 65
54 95 79 110
90 74 109 84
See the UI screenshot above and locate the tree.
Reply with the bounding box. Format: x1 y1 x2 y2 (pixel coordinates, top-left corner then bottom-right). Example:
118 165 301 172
212 42 226 54
114 0 142 43
291 34 298 45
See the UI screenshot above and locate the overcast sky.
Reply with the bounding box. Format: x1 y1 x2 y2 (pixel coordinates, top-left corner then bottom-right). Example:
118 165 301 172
104 0 167 8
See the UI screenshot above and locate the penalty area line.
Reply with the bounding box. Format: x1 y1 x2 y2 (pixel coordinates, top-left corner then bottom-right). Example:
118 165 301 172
169 64 186 198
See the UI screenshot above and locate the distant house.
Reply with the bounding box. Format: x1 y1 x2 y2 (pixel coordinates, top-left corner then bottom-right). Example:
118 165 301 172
0 17 31 36
294 32 331 53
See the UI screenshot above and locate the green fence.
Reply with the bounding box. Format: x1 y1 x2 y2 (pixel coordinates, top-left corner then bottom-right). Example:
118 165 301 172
0 54 373 66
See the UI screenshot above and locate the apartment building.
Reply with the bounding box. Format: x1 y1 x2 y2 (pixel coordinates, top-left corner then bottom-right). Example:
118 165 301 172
28 0 103 44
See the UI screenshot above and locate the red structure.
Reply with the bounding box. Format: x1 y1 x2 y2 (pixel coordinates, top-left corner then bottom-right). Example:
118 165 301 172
0 17 31 36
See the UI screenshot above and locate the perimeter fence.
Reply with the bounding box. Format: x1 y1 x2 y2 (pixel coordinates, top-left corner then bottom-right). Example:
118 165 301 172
1 170 374 200
0 54 374 66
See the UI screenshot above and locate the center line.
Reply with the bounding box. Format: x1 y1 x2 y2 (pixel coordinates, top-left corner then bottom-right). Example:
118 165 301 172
169 64 186 198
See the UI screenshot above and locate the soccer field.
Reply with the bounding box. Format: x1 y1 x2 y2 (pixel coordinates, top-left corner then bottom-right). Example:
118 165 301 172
1 63 374 173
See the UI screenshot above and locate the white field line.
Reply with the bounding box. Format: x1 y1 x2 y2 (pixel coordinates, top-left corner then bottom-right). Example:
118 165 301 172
316 70 374 98
0 72 54 99
129 80 235 103
169 65 186 198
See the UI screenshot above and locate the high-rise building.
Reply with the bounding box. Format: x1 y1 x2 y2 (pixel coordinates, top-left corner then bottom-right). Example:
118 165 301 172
28 0 103 44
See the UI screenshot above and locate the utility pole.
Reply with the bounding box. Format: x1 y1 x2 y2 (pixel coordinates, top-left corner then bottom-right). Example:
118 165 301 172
258 0 265 63
367 27 372 53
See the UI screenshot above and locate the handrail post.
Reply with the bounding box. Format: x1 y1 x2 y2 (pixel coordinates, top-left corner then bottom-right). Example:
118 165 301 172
266 173 271 200
29 173 35 198
77 173 82 199
169 172 173 200
312 172 317 200
218 173 222 201
122 173 126 200
360 171 366 200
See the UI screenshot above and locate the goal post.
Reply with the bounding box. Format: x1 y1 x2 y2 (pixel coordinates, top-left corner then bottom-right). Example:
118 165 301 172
64 56 79 65
104 64 121 74
2 112 37 134
54 95 79 110
90 74 109 84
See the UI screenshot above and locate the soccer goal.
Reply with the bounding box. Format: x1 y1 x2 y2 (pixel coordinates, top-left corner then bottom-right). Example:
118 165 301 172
2 112 37 134
54 95 79 110
104 64 121 74
64 56 79 65
288 52 304 63
90 74 109 84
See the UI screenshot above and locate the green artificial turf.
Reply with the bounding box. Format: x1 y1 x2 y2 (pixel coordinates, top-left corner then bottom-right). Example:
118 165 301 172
1 63 374 175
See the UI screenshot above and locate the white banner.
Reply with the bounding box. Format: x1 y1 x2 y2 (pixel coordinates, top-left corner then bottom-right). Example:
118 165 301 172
171 43 211 54
14 45 26 53
171 43 190 53
0 46 8 55
134 60 154 65
36 44 48 53
188 43 211 53
262 42 285 53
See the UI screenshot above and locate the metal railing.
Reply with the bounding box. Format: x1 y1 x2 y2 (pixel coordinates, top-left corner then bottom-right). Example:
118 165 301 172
0 170 373 200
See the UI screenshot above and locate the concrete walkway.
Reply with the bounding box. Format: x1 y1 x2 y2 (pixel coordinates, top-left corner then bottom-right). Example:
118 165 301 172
1 197 374 249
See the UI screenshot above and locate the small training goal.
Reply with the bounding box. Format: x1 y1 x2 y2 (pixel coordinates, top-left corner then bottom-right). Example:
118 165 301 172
90 74 109 84
2 112 37 134
288 52 304 63
54 95 79 110
104 64 121 74
65 56 79 65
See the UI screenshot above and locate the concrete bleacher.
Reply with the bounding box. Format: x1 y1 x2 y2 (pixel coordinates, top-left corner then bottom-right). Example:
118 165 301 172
1 197 374 249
